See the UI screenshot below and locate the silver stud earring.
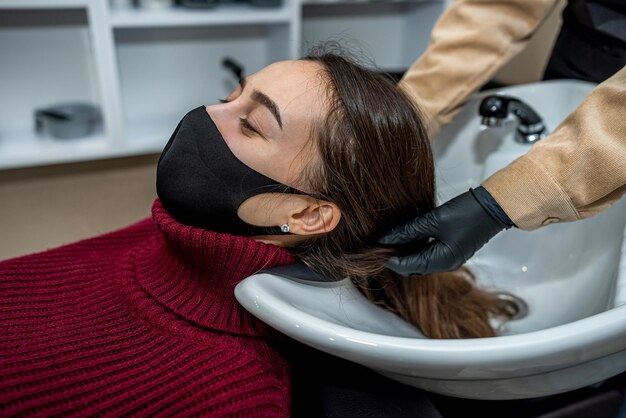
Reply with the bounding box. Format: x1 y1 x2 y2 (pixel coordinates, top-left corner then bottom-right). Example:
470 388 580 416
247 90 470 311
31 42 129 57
280 224 290 233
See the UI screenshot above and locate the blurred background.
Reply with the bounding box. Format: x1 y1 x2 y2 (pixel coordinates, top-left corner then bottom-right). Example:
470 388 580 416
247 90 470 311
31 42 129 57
0 0 563 261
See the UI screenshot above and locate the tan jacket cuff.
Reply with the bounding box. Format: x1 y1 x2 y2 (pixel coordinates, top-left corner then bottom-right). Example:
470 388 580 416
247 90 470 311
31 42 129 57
482 156 579 231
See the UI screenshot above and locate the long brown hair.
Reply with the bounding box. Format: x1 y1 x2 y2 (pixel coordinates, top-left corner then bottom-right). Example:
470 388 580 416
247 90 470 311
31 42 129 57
294 48 513 339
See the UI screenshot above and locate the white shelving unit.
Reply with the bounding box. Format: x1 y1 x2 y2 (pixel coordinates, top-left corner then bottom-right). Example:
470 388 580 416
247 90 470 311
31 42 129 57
0 0 443 170
109 3 293 27
302 0 443 73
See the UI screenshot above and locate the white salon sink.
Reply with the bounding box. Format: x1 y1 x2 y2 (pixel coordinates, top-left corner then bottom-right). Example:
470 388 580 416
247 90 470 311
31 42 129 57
235 80 626 400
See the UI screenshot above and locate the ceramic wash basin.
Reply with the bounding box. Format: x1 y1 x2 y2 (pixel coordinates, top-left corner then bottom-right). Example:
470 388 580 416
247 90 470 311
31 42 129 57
234 80 626 400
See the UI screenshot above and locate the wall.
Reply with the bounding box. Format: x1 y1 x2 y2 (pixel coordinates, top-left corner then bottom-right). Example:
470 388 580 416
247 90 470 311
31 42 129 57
493 0 566 85
0 155 158 261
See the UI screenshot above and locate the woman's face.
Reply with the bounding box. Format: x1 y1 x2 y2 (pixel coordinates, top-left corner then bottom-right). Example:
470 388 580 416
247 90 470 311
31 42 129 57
205 59 340 243
206 59 326 190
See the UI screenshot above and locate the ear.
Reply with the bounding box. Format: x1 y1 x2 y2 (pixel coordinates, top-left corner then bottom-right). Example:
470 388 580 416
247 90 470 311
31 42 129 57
237 193 341 235
288 197 342 236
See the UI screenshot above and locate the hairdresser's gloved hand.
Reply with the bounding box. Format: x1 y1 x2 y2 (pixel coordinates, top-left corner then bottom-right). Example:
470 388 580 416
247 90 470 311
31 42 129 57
378 186 514 276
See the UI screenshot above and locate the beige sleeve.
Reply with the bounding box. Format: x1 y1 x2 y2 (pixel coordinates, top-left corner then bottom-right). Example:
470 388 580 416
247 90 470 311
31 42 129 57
399 0 560 135
483 66 626 230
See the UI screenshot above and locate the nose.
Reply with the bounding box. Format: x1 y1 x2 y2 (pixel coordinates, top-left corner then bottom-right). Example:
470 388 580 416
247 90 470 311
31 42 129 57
205 99 245 142
204 102 232 133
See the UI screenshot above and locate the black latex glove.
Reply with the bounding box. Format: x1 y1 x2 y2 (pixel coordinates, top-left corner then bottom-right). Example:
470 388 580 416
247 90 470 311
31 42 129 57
378 186 514 276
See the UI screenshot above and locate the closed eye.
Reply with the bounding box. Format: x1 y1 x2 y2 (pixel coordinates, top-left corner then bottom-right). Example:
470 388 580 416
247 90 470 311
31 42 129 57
239 117 262 137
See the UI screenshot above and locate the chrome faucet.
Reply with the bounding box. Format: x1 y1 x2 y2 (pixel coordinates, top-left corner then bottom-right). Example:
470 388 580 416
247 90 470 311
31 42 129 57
478 95 547 144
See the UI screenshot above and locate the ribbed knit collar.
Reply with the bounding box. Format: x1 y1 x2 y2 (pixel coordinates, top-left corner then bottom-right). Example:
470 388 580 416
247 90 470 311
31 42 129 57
132 199 296 335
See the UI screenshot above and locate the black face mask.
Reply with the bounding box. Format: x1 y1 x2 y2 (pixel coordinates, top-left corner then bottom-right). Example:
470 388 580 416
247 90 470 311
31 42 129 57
156 106 307 236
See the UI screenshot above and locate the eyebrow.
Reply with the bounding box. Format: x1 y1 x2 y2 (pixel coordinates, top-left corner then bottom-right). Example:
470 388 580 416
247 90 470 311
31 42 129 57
240 77 283 130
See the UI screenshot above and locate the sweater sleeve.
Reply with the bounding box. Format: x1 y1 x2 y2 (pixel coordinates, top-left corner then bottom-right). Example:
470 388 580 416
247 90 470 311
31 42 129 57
399 0 626 230
399 0 559 136
483 65 626 230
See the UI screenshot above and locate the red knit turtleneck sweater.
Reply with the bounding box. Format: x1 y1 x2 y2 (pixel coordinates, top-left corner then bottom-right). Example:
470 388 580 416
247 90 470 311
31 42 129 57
0 199 297 417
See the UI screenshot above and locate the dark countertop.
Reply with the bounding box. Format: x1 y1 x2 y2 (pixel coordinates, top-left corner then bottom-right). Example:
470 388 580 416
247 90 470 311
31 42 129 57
286 341 626 418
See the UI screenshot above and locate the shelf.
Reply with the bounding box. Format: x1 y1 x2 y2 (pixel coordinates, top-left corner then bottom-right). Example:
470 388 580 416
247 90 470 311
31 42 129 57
122 114 178 153
302 0 443 69
0 131 166 170
302 0 435 4
109 4 292 28
0 114 197 169
0 128 111 170
0 0 87 9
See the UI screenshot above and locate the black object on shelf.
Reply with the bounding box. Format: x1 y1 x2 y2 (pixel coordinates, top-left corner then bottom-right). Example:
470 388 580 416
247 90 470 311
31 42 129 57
247 0 282 7
222 57 245 80
174 0 218 9
174 0 283 8
34 103 101 140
